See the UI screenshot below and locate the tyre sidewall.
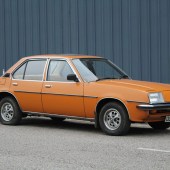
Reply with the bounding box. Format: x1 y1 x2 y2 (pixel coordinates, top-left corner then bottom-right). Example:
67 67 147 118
99 102 130 136
0 97 21 125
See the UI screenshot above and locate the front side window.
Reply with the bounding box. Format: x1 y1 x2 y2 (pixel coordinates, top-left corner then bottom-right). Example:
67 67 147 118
13 60 46 81
47 60 74 81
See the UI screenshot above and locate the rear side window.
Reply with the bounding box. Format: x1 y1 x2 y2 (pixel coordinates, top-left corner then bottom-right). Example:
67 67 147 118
24 60 46 80
13 60 46 81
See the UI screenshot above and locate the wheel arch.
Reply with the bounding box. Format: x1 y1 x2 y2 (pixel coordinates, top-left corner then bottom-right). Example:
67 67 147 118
0 91 22 111
95 98 130 128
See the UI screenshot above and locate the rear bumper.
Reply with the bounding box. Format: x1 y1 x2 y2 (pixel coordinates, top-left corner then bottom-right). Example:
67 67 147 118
137 103 170 110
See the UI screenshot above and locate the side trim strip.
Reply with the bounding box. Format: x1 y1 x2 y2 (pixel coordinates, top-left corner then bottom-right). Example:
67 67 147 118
23 111 95 122
84 96 98 98
42 92 83 97
14 90 98 98
127 100 149 104
14 90 41 94
42 92 98 98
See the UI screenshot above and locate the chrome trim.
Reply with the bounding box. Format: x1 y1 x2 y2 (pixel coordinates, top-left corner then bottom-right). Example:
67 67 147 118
42 58 50 81
12 82 18 86
44 84 52 88
127 100 149 104
11 79 43 82
23 111 95 122
43 80 77 84
137 103 170 110
95 97 131 119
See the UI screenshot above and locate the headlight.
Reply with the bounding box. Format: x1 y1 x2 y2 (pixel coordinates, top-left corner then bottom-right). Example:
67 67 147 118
148 92 164 104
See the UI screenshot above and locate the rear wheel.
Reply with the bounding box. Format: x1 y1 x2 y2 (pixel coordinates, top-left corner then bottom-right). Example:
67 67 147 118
99 102 131 136
148 121 170 130
0 97 22 125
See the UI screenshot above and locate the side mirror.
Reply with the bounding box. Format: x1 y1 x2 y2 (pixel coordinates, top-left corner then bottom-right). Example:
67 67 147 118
67 74 79 82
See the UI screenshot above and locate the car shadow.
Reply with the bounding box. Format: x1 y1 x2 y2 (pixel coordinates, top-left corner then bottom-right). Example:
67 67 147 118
21 117 100 133
20 117 170 136
128 123 170 136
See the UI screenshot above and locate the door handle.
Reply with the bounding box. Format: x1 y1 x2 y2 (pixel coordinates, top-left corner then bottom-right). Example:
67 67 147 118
12 82 18 86
45 84 52 88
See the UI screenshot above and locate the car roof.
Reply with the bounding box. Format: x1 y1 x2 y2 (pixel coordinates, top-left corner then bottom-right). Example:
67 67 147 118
5 54 104 74
24 54 103 59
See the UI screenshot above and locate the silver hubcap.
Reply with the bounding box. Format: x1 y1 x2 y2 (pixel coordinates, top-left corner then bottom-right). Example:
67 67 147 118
104 108 121 130
1 102 14 121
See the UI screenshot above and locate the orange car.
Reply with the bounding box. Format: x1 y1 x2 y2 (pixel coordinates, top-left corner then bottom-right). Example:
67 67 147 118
0 54 170 135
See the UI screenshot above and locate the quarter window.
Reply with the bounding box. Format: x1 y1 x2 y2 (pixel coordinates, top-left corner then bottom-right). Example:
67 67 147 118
47 60 74 81
13 60 46 81
13 63 26 79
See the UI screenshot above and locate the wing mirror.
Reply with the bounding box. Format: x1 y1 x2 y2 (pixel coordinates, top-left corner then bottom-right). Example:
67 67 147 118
67 74 79 82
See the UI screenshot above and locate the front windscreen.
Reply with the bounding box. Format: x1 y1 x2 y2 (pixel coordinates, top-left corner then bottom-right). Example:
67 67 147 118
72 58 128 82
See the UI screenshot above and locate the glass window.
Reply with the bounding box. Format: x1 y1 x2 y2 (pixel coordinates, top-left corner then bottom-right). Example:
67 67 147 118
13 63 26 79
24 60 46 80
47 60 74 81
72 59 98 82
72 59 128 82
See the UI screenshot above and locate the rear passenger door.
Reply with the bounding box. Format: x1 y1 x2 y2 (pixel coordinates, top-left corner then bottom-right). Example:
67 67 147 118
10 59 47 113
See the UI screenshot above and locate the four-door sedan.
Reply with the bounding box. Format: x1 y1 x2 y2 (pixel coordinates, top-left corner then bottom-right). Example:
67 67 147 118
0 54 170 135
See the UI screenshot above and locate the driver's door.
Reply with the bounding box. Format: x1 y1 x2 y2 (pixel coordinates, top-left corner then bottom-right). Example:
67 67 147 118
42 59 85 117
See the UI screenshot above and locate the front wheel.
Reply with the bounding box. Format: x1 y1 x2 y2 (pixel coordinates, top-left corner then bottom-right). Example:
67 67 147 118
99 102 131 136
148 121 170 130
0 97 22 125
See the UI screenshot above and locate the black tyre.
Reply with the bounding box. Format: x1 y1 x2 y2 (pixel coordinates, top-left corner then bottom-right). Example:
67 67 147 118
0 97 22 125
99 102 131 136
50 117 65 122
148 121 170 130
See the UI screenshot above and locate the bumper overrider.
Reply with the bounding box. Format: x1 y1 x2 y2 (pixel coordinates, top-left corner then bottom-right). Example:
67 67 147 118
137 103 170 110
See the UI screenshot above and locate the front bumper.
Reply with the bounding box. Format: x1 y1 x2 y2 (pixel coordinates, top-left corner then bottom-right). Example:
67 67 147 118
137 103 170 110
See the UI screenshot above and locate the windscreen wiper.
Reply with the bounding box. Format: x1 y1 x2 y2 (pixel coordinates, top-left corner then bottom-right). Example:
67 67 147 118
119 75 129 79
96 77 116 81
